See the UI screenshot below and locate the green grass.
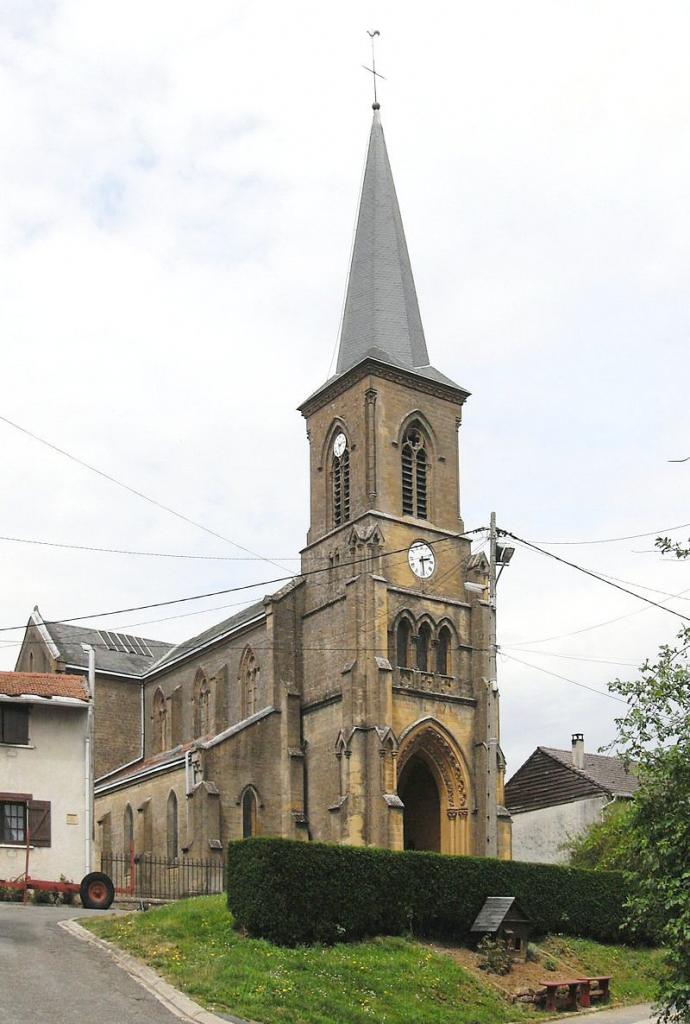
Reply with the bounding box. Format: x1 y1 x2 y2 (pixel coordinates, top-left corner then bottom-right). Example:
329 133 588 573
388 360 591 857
539 935 664 1004
84 895 531 1024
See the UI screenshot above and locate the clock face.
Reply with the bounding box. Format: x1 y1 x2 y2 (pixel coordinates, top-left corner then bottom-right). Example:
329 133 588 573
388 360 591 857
333 432 347 458
408 541 435 579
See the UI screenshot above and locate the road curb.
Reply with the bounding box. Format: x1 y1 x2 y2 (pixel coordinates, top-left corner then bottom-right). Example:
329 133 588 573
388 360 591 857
58 918 253 1024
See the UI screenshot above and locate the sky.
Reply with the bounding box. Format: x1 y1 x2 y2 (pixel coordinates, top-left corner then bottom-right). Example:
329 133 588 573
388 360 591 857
1 0 689 776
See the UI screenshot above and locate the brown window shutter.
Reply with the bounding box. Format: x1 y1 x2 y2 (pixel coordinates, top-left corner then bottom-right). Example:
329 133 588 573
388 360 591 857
29 800 51 847
2 706 29 745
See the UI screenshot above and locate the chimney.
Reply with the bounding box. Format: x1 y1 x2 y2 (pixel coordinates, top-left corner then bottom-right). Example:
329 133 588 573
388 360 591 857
571 733 585 770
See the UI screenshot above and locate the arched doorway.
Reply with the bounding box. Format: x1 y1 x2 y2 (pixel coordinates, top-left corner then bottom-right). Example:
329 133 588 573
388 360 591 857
398 756 441 852
396 719 471 855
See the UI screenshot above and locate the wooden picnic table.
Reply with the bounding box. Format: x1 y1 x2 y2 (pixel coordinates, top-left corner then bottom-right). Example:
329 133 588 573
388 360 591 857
539 978 589 1013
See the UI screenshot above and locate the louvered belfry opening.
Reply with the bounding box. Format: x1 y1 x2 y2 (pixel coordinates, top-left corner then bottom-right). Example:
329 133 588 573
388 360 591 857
402 423 428 518
332 445 350 526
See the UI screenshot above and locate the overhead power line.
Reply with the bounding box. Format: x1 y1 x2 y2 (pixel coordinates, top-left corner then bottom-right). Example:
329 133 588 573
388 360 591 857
500 647 640 668
502 530 690 625
0 530 479 635
504 583 690 648
0 534 300 561
501 651 629 705
0 412 291 572
528 520 690 546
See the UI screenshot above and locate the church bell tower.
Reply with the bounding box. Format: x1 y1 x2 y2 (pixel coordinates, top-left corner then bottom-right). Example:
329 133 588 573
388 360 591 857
297 105 510 859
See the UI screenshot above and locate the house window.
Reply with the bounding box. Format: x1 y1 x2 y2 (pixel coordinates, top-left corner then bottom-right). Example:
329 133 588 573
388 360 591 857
417 623 431 672
401 423 428 518
167 791 178 863
396 619 411 669
332 436 351 527
0 705 29 745
437 625 451 675
242 789 258 838
0 801 26 844
239 647 259 719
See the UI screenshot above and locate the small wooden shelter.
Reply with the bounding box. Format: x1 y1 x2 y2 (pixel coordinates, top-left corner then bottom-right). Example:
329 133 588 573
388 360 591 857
470 896 532 959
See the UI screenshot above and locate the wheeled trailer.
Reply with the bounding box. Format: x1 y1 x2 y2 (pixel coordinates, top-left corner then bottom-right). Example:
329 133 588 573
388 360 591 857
0 871 117 909
1 797 135 910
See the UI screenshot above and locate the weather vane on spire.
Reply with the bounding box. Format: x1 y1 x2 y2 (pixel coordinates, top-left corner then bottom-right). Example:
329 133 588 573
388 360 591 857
362 29 385 109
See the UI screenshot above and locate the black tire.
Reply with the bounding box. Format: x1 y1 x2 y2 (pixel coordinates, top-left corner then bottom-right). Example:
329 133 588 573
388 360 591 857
79 871 115 910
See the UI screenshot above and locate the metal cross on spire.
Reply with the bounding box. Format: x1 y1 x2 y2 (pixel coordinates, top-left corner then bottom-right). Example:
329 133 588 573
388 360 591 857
362 29 385 109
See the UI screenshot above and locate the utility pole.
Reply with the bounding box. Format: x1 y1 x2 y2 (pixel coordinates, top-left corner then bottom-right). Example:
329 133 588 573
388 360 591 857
485 512 498 858
82 644 95 875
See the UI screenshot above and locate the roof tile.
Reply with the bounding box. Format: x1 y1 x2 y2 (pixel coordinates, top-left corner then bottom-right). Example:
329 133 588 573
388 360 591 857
0 671 89 702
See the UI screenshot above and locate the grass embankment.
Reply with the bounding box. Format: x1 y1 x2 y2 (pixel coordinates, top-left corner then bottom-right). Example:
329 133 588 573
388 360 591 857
539 936 663 1005
85 895 530 1024
85 896 663 1024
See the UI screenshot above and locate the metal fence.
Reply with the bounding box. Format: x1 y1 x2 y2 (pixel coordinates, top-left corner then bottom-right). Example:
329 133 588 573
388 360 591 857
101 851 224 900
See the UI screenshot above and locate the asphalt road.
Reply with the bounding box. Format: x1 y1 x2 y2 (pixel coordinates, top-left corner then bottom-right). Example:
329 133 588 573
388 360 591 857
0 902 182 1024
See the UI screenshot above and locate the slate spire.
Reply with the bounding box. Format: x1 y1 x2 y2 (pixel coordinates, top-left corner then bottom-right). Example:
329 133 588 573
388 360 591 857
336 108 430 375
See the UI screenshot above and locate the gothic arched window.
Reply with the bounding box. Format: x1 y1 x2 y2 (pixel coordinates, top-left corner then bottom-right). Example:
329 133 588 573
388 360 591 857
193 670 211 738
239 647 259 719
167 791 179 862
123 804 134 854
331 432 351 527
401 422 428 518
242 788 258 838
417 622 432 672
396 618 411 669
152 687 168 753
437 625 451 675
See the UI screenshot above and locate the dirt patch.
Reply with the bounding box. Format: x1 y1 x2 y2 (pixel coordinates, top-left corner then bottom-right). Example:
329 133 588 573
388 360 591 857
424 943 588 1003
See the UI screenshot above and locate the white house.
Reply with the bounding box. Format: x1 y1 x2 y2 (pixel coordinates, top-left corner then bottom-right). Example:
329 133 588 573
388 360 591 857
0 671 91 884
504 733 639 864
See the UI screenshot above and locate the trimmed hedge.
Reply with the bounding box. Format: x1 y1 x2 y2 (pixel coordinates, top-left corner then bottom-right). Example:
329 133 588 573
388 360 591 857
227 837 639 947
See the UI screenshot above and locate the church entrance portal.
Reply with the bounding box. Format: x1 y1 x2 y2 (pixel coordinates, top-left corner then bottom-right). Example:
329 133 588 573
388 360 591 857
399 756 441 852
395 720 471 855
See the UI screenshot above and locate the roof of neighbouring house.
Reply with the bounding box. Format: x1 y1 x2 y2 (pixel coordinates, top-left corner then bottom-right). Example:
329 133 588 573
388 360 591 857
505 745 639 815
470 897 529 933
0 670 89 702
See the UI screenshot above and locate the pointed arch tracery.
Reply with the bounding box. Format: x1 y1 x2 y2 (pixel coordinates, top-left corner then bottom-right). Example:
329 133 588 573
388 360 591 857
239 645 260 719
237 784 262 838
152 686 168 753
397 718 469 816
123 803 134 854
436 621 454 676
167 790 179 862
416 621 432 672
393 613 414 669
193 668 211 738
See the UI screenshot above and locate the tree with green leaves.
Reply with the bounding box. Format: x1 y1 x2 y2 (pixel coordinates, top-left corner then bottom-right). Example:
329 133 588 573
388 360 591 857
608 611 690 1024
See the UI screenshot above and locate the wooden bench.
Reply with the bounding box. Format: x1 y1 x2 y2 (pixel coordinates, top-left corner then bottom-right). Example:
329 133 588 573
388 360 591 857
539 979 589 1013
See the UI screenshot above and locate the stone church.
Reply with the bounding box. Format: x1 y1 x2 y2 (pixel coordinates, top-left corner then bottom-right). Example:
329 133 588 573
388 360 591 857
15 106 511 864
